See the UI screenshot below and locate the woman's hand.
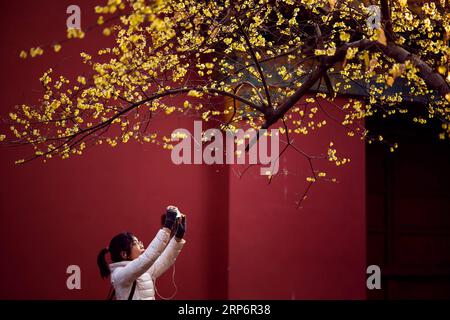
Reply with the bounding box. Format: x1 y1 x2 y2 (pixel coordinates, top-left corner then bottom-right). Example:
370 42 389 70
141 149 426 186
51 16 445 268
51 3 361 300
175 215 187 241
163 206 179 230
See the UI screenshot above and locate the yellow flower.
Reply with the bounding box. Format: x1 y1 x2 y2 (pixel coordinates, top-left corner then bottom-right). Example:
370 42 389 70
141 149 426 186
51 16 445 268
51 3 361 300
67 28 85 39
30 47 44 57
437 66 446 75
345 47 358 60
340 32 350 42
188 90 203 98
165 106 175 115
445 93 450 103
53 44 62 53
77 76 86 85
374 28 387 46
223 38 233 45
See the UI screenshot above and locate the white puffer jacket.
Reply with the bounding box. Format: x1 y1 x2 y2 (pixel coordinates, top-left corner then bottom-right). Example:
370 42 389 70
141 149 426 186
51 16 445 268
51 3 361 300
109 229 185 300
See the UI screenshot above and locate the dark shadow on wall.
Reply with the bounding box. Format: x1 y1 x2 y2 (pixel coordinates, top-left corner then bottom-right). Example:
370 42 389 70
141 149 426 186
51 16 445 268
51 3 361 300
366 111 450 299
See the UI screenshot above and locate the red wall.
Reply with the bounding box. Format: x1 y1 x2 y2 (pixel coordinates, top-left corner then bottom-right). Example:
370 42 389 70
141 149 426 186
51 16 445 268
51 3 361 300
228 98 366 299
0 0 365 299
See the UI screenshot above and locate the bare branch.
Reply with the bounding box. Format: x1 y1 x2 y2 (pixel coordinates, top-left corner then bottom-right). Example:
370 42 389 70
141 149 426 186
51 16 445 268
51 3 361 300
380 0 395 41
235 14 272 111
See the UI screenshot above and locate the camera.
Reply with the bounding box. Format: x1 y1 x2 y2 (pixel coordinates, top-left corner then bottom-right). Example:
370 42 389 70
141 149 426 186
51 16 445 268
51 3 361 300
167 206 182 219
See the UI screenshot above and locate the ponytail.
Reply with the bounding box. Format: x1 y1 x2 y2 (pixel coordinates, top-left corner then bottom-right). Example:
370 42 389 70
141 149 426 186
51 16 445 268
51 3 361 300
97 248 111 278
97 232 134 279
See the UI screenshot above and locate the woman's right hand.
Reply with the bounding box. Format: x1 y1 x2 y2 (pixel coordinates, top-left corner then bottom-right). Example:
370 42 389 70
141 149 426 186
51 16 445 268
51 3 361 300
163 205 180 230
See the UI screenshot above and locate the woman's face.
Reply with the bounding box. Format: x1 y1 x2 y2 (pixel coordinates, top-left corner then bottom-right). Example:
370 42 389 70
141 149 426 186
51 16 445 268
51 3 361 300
129 237 145 260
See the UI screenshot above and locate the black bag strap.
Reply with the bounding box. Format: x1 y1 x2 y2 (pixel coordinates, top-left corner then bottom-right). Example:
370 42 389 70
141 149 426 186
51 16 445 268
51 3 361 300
128 280 137 300
107 285 115 300
107 280 137 300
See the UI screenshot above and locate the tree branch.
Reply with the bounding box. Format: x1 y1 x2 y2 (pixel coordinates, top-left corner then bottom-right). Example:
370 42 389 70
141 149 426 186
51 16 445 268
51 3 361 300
264 65 327 129
325 39 450 99
15 85 266 162
250 38 449 138
244 65 327 152
235 14 272 111
379 43 450 98
380 0 395 41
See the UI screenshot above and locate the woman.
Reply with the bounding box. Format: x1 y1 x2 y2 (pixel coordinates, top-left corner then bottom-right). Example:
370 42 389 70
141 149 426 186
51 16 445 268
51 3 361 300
97 206 187 300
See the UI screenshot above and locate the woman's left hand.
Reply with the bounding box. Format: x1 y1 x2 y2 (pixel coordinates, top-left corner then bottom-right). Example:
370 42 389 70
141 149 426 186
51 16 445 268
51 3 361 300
175 215 187 240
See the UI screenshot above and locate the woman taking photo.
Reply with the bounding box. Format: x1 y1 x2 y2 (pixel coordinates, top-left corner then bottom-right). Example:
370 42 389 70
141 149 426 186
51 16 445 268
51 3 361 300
97 206 187 300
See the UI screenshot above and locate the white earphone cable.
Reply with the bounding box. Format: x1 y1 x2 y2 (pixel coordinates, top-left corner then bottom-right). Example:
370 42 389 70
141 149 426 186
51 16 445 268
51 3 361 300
154 263 178 300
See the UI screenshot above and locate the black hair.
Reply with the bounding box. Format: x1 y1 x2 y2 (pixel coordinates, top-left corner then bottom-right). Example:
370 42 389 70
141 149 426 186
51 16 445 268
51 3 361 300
97 232 135 278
